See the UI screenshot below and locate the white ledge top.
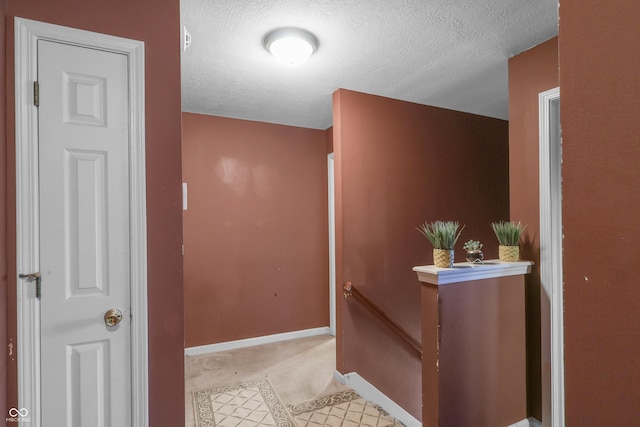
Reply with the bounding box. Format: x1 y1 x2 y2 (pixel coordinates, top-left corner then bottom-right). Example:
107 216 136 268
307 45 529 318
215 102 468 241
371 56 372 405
413 260 533 285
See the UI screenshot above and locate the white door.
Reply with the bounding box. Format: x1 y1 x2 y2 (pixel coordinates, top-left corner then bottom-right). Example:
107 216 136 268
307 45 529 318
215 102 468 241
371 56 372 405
38 39 132 427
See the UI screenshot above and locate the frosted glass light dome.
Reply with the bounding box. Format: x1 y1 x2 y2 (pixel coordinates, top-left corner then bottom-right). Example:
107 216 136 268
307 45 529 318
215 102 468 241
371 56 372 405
264 28 318 65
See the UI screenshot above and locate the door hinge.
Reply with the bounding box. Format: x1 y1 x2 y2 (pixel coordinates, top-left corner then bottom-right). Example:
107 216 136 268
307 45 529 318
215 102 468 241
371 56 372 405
33 81 39 107
19 272 41 299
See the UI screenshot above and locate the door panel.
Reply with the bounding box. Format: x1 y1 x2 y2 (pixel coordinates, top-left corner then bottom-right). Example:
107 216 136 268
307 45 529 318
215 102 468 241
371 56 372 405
38 39 131 427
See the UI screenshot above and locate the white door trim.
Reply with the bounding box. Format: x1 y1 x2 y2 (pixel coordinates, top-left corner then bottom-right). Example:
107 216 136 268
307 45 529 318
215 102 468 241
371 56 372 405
328 153 336 336
14 17 148 427
539 86 564 426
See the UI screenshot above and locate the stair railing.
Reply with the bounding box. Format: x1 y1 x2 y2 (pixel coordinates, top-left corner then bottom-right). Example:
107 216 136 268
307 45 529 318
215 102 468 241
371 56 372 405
343 281 422 356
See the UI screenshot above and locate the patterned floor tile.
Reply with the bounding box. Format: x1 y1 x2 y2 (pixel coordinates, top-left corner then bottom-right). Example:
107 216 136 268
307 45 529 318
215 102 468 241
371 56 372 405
288 390 403 427
193 378 295 427
194 379 403 427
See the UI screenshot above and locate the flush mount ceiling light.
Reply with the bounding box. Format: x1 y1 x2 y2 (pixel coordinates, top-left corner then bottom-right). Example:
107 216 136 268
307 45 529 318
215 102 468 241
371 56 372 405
263 27 318 65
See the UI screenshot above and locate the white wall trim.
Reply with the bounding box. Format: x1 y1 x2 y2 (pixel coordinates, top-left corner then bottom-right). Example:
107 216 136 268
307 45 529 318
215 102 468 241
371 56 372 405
334 371 421 427
327 153 337 336
539 86 565 427
509 418 543 427
184 327 331 356
15 17 148 427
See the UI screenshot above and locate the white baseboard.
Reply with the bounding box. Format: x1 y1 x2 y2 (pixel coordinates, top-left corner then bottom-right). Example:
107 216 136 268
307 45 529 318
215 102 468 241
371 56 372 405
334 371 421 427
184 327 331 356
509 417 542 427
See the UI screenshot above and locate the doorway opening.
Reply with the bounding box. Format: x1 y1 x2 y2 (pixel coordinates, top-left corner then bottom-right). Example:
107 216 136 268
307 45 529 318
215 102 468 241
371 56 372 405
539 86 564 426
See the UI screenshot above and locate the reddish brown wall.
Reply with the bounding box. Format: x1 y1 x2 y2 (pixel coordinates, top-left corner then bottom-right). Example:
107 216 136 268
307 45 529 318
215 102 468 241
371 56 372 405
182 113 329 347
422 276 527 427
3 1 185 424
508 37 558 421
560 1 640 424
326 126 334 154
333 89 510 419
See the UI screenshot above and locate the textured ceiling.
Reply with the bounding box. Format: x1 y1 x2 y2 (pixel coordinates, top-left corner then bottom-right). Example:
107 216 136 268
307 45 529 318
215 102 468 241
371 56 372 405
181 0 558 130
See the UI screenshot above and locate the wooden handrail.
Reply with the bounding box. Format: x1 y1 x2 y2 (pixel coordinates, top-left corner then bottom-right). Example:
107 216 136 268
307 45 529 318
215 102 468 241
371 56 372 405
343 282 422 355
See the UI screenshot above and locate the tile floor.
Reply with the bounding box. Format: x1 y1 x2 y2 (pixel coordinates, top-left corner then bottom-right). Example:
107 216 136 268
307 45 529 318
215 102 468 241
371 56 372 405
185 335 402 427
288 390 402 427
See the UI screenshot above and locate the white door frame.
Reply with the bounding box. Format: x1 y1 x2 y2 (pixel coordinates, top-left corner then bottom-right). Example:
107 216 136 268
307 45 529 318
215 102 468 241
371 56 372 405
539 86 564 426
14 17 148 427
328 153 337 336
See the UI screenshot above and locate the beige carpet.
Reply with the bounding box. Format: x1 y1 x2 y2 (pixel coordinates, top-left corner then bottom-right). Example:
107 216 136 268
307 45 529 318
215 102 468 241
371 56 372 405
185 335 402 427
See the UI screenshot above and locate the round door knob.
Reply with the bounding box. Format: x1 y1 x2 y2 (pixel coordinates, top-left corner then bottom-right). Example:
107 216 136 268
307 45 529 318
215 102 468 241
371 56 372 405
104 308 123 327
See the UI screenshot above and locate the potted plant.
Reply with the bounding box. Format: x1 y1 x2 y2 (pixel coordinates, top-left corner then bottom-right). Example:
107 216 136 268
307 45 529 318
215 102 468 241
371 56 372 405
416 220 464 268
491 221 527 262
463 240 484 264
